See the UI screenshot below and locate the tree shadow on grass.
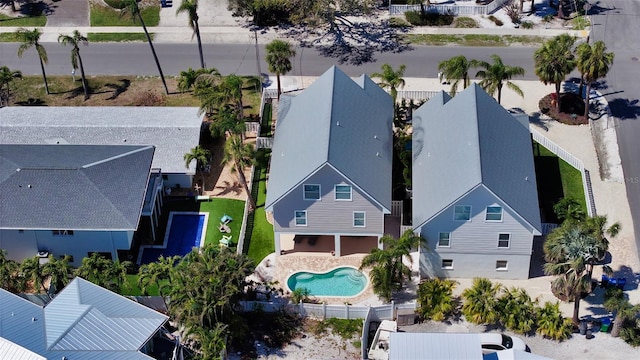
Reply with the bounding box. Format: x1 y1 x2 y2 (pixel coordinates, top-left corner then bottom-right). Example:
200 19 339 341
15 97 46 106
104 79 131 100
284 17 412 66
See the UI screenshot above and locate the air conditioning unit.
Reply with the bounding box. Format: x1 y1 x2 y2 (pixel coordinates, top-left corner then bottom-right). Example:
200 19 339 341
37 251 50 265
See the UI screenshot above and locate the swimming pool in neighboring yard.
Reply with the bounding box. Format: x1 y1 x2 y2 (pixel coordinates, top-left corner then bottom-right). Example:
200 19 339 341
287 267 368 297
139 212 208 264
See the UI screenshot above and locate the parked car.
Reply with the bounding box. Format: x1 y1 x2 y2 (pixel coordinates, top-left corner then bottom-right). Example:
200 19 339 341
478 333 528 354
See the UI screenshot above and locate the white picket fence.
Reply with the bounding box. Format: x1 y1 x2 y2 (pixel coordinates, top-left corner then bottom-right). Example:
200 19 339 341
245 121 260 135
396 90 440 102
235 165 254 255
238 300 416 320
389 0 510 16
256 136 273 149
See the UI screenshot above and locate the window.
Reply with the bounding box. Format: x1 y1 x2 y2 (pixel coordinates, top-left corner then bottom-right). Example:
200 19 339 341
335 185 352 201
441 259 454 269
485 206 503 221
353 212 365 227
303 184 320 200
52 230 74 236
295 210 307 226
498 233 510 248
438 232 451 247
496 260 508 271
454 205 471 221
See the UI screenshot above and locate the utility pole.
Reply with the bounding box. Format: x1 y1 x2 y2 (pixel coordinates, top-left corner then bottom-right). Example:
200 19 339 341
254 29 262 93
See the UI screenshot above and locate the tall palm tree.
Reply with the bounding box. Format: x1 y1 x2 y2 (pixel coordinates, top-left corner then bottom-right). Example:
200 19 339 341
576 41 615 117
209 107 246 138
543 225 602 325
534 34 576 110
15 28 49 94
461 277 501 325
222 135 256 211
218 74 245 121
371 63 406 104
41 255 74 295
184 145 211 194
0 66 22 107
76 252 131 292
121 0 169 95
265 39 296 99
438 55 471 96
0 250 19 292
472 54 525 104
176 0 205 69
17 256 45 293
58 30 90 100
138 255 180 296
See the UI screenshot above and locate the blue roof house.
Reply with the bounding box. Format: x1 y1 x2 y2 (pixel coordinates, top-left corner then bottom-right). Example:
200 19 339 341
0 144 161 266
412 85 542 280
0 277 170 359
265 66 394 257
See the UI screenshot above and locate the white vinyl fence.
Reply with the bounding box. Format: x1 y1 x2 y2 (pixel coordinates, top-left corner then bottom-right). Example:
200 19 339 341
389 0 510 16
239 300 416 321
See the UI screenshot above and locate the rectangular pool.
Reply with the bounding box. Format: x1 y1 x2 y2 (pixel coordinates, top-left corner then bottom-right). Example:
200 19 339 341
139 212 209 264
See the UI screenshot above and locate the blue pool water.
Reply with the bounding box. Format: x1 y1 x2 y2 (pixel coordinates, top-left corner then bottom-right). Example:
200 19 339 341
140 213 205 264
287 267 367 297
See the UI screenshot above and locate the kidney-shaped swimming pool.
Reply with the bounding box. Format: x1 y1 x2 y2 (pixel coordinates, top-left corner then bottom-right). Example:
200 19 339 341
287 267 368 297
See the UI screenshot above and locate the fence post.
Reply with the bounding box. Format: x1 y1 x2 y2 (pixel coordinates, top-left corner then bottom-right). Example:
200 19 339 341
391 301 395 320
323 302 327 320
345 303 350 319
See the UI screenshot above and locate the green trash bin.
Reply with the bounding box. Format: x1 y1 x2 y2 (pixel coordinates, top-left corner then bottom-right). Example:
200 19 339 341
601 318 612 333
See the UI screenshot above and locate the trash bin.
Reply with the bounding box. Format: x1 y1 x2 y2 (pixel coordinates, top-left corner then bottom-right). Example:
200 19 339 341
617 277 627 290
579 320 587 335
601 318 612 333
601 274 610 288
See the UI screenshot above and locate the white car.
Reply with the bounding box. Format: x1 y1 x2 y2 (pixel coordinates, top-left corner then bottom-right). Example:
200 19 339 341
477 333 528 354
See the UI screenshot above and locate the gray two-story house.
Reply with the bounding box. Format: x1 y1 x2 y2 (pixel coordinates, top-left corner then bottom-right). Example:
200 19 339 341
265 66 393 257
412 85 542 279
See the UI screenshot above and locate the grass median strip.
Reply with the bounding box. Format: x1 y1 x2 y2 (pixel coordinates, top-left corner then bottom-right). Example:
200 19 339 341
403 34 546 46
90 2 160 26
0 32 20 42
88 32 152 42
0 14 46 27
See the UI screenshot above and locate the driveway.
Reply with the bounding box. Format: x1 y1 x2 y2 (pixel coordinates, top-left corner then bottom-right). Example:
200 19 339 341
44 0 89 27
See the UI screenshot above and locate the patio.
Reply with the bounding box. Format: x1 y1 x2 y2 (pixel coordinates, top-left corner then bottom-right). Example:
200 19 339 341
279 235 379 256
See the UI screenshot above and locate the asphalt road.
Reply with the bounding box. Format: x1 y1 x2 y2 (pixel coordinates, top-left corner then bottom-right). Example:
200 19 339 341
0 42 540 79
590 0 640 257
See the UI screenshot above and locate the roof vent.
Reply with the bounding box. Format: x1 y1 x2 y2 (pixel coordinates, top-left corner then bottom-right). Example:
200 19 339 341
28 184 33 189
32 317 36 322
123 139 127 142
374 135 378 139
376 152 380 157
525 176 529 181
336 121 340 126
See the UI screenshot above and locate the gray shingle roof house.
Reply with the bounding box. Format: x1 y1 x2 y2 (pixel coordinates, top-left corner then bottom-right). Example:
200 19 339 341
0 277 169 360
0 106 203 189
412 84 541 280
266 66 393 257
0 144 159 265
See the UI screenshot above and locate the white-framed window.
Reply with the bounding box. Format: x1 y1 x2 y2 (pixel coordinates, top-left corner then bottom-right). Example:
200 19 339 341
335 185 352 201
438 232 451 247
485 206 503 221
454 205 471 221
353 212 365 227
496 260 508 271
52 230 74 236
303 184 320 200
295 210 307 226
498 233 510 248
441 259 454 269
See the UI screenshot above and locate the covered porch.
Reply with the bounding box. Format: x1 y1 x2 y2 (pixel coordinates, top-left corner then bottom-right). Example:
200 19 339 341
276 234 381 257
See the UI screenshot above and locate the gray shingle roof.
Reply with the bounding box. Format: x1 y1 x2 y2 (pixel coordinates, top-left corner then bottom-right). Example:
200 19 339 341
266 66 394 211
1 278 167 360
0 107 202 174
412 84 541 232
0 144 154 230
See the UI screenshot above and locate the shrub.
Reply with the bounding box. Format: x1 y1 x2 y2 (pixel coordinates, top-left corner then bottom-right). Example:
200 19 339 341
539 93 587 125
536 301 573 341
405 10 454 26
520 20 534 29
132 90 166 106
389 16 412 28
488 15 504 26
505 1 522 24
417 278 459 321
497 287 537 334
454 16 479 28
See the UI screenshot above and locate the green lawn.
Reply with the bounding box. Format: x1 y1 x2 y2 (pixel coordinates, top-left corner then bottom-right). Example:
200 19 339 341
88 32 151 42
199 198 245 247
0 32 20 42
90 3 160 26
0 14 46 27
247 150 275 264
403 34 546 47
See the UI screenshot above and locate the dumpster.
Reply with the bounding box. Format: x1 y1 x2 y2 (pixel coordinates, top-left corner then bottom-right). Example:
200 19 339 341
601 318 612 333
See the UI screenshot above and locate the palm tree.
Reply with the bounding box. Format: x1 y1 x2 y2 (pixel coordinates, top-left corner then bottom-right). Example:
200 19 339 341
15 28 49 94
0 66 22 106
186 323 228 359
76 252 131 292
604 288 640 338
184 145 211 194
265 39 296 99
371 63 406 105
536 301 573 340
360 230 425 303
543 225 602 325
416 278 458 321
41 255 74 295
209 107 246 138
576 41 615 117
178 67 219 93
438 55 471 96
472 54 525 104
461 277 501 325
534 34 576 110
121 0 169 95
497 287 537 334
0 250 19 292
138 255 180 296
176 0 205 69
17 256 45 293
218 74 245 121
222 135 256 211
58 30 90 100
